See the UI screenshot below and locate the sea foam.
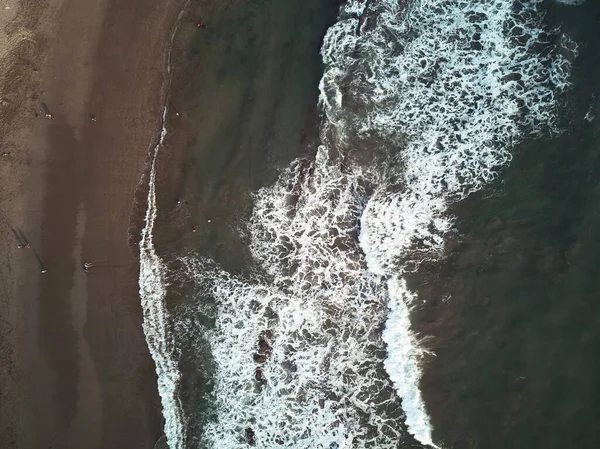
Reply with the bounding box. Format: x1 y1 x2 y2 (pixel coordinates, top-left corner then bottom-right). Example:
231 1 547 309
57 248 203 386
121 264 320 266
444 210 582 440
146 0 575 448
139 109 187 449
555 0 586 5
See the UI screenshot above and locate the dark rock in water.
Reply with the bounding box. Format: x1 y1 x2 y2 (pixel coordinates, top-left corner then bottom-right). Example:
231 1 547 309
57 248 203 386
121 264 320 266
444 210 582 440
264 329 273 339
245 427 256 446
255 367 267 392
258 339 271 355
253 330 274 365
154 435 169 449
253 353 267 363
257 330 274 357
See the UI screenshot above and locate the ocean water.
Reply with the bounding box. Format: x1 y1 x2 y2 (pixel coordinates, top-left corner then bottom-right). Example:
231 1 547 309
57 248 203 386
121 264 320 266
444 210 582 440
409 2 600 448
138 0 597 448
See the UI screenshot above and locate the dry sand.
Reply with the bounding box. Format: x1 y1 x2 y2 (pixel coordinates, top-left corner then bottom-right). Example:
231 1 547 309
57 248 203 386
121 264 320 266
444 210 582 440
0 0 184 447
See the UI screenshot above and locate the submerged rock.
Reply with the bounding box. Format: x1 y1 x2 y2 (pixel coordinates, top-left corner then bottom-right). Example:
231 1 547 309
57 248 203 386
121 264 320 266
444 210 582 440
245 427 256 446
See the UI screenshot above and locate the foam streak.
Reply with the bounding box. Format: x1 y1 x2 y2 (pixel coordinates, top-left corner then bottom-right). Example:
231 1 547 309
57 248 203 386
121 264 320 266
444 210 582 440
139 109 186 449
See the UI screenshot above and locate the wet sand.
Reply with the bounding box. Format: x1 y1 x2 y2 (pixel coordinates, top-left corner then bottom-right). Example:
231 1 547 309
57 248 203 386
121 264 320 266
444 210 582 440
0 0 183 447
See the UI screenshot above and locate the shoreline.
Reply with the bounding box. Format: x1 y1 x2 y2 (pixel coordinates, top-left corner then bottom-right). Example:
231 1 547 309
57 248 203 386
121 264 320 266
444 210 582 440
145 1 342 445
135 5 198 448
0 0 185 447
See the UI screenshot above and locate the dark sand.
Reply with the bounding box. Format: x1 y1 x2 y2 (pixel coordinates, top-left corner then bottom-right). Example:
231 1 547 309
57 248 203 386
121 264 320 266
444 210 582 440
0 0 184 447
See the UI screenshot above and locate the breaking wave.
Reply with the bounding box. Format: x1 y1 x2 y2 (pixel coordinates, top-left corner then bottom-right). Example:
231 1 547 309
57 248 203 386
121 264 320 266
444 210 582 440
141 0 576 448
139 110 187 449
555 0 586 5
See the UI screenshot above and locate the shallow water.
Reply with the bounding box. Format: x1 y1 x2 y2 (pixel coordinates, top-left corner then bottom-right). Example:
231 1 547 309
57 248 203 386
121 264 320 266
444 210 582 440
148 1 343 447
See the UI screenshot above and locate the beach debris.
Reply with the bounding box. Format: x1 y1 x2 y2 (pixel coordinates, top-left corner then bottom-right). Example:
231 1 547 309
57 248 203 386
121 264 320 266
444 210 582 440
197 21 207 28
192 225 199 233
40 269 47 274
1 152 10 157
45 112 54 120
90 113 97 122
207 218 212 223
83 261 93 273
17 243 31 249
0 98 10 106
244 427 256 446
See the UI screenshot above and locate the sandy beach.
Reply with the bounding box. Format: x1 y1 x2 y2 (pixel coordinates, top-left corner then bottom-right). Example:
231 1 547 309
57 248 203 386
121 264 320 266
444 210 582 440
0 0 183 447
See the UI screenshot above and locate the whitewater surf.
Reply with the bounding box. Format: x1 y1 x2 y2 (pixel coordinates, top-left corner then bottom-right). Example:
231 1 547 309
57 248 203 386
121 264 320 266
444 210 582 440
139 0 575 447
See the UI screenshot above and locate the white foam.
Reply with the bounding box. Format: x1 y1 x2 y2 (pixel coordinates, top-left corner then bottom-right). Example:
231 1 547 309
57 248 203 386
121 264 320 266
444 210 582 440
183 150 411 447
176 0 575 447
555 0 586 5
328 0 572 445
383 277 436 447
139 109 186 449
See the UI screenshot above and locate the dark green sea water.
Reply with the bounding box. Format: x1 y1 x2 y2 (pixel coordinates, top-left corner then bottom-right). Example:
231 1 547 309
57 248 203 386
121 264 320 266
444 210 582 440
156 0 339 271
154 1 341 446
149 1 600 448
411 2 600 448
